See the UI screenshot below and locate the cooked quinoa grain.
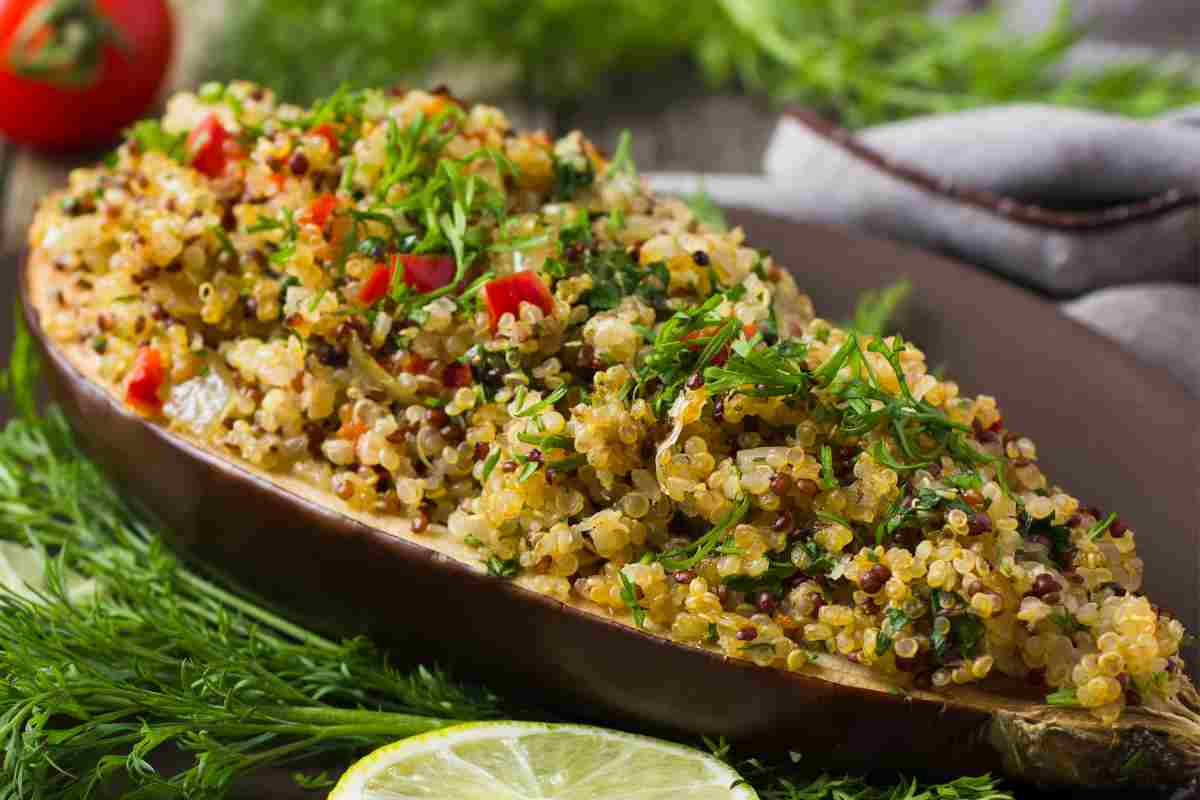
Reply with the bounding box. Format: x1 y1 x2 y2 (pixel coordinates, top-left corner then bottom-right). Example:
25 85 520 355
29 82 1189 725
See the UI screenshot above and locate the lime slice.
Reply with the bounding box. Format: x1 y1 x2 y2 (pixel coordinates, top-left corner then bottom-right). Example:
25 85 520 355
328 721 758 800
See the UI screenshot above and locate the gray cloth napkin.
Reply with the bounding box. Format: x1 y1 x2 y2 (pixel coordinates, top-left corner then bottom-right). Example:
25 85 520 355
762 106 1200 296
648 102 1200 397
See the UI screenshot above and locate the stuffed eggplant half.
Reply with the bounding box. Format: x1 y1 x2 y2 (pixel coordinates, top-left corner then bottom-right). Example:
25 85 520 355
23 82 1200 789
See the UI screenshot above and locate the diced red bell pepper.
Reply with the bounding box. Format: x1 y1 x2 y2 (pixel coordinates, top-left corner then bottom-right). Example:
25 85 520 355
358 262 393 306
399 254 456 294
357 254 457 305
305 193 339 228
125 347 165 413
310 123 340 155
483 272 554 330
187 114 234 178
443 363 473 388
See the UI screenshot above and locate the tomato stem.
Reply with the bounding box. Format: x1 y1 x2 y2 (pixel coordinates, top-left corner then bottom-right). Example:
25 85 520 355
6 0 126 87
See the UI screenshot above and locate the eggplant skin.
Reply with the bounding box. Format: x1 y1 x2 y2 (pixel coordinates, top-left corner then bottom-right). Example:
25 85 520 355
20 248 1200 791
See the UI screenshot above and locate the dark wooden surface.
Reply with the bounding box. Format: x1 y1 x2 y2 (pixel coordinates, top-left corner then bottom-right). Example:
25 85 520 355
4 2 1199 796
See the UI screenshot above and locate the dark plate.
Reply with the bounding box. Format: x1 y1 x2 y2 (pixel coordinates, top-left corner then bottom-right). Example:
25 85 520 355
20 209 1200 797
725 208 1199 657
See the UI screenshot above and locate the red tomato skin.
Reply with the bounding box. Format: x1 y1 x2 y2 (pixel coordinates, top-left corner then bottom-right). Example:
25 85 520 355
0 0 173 151
305 193 339 228
483 272 554 330
125 346 164 412
357 254 456 305
186 114 232 178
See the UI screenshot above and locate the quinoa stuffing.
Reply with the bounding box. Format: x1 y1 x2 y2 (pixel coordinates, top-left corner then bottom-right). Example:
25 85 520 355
28 81 1189 726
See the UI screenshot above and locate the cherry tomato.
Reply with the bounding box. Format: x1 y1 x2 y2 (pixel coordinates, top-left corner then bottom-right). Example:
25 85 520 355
125 346 164 413
0 0 173 151
483 272 554 330
358 254 457 305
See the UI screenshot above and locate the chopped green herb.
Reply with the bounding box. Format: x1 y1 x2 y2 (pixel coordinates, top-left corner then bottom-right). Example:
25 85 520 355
1088 512 1118 540
618 570 647 628
516 460 540 484
658 495 750 571
1050 610 1088 635
819 445 837 490
739 642 776 657
684 187 728 232
126 119 187 161
1045 687 1080 706
209 225 238 259
604 130 637 179
875 607 911 657
480 449 501 483
846 278 911 338
514 385 567 418
486 554 521 578
551 155 594 201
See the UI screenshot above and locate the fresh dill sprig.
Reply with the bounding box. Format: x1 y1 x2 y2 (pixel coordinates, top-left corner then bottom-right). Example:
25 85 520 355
685 187 729 232
706 737 1014 800
0 329 511 798
658 495 750 571
847 278 911 338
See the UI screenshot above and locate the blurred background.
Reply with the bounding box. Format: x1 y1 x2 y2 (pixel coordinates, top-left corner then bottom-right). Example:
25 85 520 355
4 0 1200 252
2 0 1199 236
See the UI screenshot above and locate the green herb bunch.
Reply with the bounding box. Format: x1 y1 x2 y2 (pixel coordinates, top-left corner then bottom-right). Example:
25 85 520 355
0 336 509 797
211 0 1200 126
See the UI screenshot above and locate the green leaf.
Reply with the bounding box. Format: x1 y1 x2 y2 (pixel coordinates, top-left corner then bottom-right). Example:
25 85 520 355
486 554 521 578
618 570 647 628
875 607 910 657
847 279 911 338
819 445 836 490
684 187 728 232
1045 687 1080 706
126 119 187 161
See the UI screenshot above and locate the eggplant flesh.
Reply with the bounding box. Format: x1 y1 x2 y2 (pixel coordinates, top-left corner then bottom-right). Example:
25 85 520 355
22 246 1200 791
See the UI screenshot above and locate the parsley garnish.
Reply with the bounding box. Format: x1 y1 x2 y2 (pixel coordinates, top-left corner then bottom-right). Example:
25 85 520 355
126 119 187 161
875 607 910 657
